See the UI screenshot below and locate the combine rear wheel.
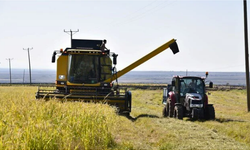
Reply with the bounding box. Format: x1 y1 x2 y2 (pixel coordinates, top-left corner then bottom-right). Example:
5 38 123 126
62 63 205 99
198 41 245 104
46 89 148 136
174 105 183 120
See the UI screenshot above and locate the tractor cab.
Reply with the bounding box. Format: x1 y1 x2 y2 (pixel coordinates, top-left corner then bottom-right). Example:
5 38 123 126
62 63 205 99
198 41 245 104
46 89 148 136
179 77 205 97
173 76 206 104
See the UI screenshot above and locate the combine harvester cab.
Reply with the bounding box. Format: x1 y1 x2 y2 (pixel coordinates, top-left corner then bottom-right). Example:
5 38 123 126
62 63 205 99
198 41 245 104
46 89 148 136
36 38 179 115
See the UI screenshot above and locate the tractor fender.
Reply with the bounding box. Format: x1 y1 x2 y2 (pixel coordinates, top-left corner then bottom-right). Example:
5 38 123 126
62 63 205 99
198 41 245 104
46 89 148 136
204 94 208 108
168 91 176 108
206 104 213 107
174 103 182 106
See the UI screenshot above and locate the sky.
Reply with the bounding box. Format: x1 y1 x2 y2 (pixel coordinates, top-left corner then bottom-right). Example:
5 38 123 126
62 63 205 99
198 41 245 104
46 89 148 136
0 0 247 72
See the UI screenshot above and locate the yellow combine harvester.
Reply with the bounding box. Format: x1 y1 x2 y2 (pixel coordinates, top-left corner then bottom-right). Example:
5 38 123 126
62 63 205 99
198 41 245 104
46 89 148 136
36 38 179 115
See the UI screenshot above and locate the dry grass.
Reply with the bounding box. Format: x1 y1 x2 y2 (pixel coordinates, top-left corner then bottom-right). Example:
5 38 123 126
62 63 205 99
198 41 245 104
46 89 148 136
113 89 249 149
0 86 250 149
198 90 250 146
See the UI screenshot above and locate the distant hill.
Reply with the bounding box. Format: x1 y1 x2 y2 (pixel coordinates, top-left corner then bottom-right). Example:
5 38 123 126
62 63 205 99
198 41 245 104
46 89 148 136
0 69 246 85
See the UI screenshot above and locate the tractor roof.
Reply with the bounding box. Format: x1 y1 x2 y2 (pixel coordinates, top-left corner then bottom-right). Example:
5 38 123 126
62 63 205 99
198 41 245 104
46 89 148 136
173 76 206 80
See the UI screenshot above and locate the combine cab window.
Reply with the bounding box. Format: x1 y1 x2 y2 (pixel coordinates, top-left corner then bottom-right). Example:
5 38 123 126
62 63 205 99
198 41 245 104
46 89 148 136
68 54 99 84
100 56 112 81
180 78 205 97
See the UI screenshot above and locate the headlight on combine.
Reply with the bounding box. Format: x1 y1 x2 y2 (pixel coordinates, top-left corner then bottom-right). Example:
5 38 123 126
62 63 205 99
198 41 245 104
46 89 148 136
58 75 65 80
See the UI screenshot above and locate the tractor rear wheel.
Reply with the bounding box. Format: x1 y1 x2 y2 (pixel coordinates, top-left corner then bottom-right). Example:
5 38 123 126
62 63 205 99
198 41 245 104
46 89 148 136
162 106 167 117
205 105 215 120
162 105 169 117
174 105 183 120
168 100 174 118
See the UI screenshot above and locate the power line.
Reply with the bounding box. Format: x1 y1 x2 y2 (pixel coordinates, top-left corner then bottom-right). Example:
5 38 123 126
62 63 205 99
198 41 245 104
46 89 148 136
23 47 33 84
106 0 159 26
6 58 13 85
109 0 175 27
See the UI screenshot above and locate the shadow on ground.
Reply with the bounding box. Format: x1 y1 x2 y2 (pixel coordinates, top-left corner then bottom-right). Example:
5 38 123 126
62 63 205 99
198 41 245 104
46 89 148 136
214 118 247 123
123 114 160 122
185 117 247 123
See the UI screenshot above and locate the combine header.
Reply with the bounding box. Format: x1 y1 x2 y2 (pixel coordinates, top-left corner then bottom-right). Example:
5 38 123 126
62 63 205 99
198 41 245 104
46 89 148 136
36 38 179 115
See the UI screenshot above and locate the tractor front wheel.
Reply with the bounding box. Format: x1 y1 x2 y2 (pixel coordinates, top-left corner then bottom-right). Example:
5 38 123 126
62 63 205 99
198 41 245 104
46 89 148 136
162 105 169 117
192 108 204 120
174 105 183 120
192 108 199 120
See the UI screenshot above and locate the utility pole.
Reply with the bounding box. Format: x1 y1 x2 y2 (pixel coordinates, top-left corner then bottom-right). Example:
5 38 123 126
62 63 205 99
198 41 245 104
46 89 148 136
23 69 25 83
6 58 13 85
243 0 250 112
64 29 79 48
23 47 33 85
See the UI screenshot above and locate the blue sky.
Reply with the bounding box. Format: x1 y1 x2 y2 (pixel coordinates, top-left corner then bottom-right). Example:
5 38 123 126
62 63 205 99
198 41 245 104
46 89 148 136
0 0 247 72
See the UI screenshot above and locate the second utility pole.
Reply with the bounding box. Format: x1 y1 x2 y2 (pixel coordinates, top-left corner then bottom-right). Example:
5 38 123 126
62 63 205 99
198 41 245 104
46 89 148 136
6 58 13 85
23 47 33 84
64 29 79 47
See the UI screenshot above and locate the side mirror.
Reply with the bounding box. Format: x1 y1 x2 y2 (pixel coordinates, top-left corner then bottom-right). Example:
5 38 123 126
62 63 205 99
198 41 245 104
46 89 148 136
209 82 213 88
52 51 56 63
112 53 118 65
171 80 175 86
206 72 208 78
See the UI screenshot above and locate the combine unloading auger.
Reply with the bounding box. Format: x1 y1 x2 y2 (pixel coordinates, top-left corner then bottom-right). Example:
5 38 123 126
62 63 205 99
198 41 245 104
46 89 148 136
36 38 179 115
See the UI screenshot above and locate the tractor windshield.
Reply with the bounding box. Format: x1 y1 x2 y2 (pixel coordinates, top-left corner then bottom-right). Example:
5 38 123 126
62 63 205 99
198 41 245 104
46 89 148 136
68 54 99 84
179 78 205 97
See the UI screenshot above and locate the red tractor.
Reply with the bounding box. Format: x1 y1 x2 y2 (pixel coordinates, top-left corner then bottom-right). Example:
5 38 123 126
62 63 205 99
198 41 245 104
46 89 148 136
162 73 215 120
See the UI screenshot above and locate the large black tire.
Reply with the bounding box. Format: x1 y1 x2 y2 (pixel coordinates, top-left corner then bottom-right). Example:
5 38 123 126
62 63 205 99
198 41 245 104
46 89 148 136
205 105 215 120
192 108 199 120
192 108 204 120
162 105 169 117
199 108 205 119
168 101 174 118
174 105 183 120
